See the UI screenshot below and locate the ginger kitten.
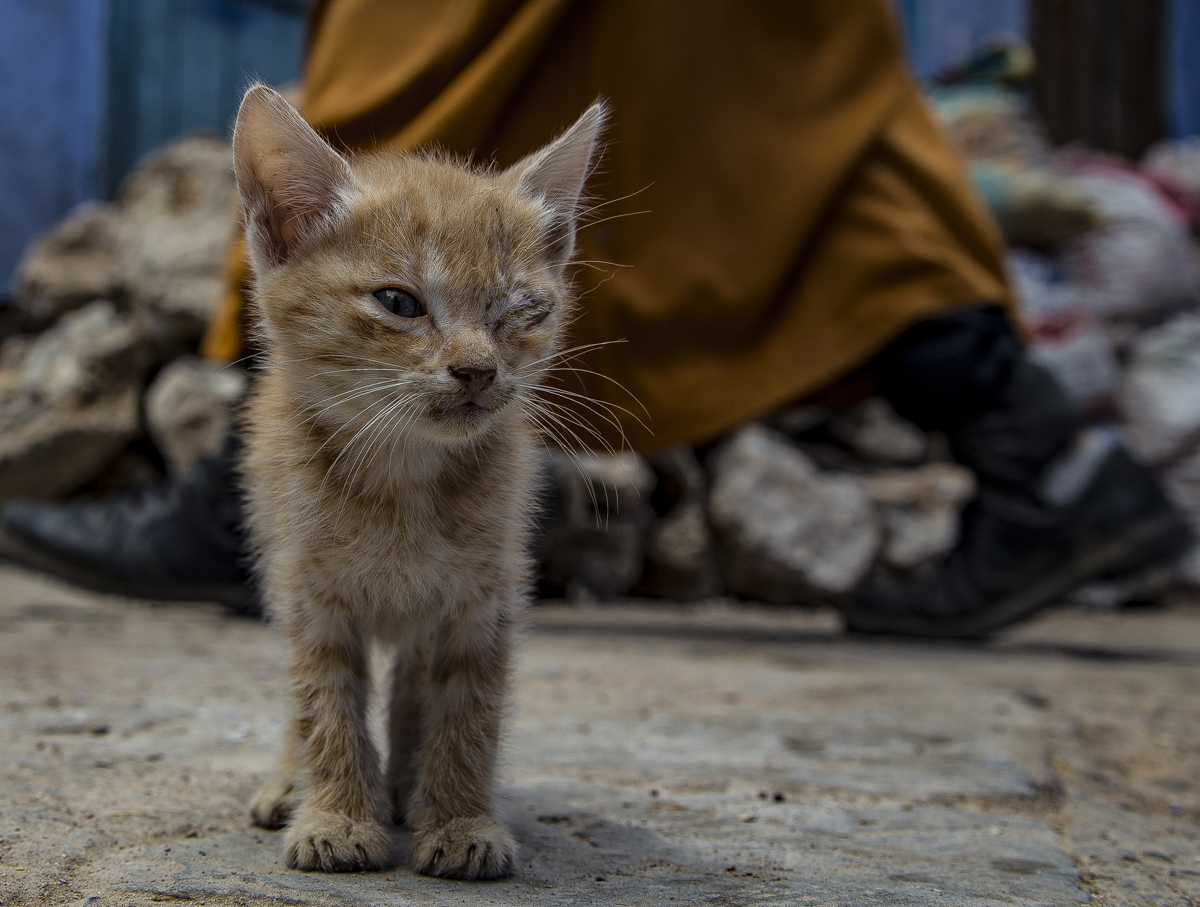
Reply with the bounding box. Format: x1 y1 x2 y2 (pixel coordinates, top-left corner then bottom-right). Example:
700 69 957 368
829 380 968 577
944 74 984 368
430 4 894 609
232 85 606 878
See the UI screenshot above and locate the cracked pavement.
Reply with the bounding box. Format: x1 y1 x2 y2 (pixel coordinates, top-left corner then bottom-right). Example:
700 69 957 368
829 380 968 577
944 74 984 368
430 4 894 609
1 565 1198 905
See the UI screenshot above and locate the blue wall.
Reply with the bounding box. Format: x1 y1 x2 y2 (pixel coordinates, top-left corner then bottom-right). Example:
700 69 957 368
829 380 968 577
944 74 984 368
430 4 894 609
895 0 1028 80
1168 0 1200 138
896 0 1200 140
2 0 1199 293
0 0 304 293
0 0 106 296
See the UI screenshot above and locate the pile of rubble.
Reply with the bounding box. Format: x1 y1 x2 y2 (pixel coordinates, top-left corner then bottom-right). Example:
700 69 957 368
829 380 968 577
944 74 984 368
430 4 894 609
542 65 1200 603
4 101 1200 605
537 406 976 602
1 136 245 497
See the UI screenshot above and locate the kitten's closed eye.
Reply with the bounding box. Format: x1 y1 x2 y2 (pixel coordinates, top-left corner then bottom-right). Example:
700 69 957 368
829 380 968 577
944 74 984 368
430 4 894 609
503 297 550 327
374 287 426 318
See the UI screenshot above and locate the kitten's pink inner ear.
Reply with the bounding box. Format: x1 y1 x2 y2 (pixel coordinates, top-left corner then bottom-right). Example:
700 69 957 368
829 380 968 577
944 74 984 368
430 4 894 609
511 101 608 261
233 85 356 267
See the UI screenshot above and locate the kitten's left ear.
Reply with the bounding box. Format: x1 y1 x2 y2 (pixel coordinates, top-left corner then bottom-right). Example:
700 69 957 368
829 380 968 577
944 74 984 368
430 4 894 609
509 100 609 268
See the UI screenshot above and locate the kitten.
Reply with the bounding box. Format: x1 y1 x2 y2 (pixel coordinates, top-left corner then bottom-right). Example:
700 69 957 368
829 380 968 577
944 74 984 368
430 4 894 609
232 85 606 878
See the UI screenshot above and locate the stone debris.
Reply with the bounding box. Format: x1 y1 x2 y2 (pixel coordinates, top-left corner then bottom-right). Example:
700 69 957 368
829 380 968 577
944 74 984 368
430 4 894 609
0 301 154 499
861 463 976 570
1061 166 1200 320
1120 315 1200 465
11 203 124 328
536 450 655 600
1145 136 1200 201
144 357 247 477
0 136 239 500
828 398 927 465
12 134 238 342
708 425 880 601
1160 450 1200 585
115 135 240 340
639 445 723 601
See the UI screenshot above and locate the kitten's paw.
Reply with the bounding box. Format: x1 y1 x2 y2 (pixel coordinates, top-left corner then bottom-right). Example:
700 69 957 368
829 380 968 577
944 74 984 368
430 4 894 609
284 807 391 872
249 774 302 829
410 816 516 880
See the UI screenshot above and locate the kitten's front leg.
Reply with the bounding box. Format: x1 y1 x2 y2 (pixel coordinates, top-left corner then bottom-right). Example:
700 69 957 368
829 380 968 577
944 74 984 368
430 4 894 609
280 609 390 872
407 605 516 880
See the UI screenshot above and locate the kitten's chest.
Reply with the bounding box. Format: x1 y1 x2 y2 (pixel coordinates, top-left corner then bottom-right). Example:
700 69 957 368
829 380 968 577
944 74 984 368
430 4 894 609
312 459 530 611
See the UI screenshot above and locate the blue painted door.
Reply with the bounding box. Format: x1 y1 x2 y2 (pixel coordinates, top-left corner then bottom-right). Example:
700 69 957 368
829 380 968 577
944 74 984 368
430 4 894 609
0 0 107 294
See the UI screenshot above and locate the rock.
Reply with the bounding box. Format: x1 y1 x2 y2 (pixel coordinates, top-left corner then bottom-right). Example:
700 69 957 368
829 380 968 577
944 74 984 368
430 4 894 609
12 300 158 397
117 135 240 340
1159 450 1200 585
0 136 239 499
828 399 927 465
537 450 655 600
766 406 828 437
0 387 141 500
10 203 123 328
0 301 151 499
860 464 976 570
708 425 880 602
144 358 247 477
638 445 723 600
1119 314 1200 465
1144 136 1200 207
1062 168 1200 320
1028 322 1120 414
1009 249 1123 413
11 135 239 344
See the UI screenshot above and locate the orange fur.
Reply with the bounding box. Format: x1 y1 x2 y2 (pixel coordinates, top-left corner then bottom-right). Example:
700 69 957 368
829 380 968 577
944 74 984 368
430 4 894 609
233 85 605 877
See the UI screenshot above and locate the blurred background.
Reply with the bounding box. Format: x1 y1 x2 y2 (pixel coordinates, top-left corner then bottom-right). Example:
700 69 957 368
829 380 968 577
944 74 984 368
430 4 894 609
1 0 1198 294
2 0 1200 605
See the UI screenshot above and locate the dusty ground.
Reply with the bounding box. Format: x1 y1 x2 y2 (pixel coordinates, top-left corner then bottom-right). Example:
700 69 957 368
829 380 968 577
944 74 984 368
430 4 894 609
1 564 1199 906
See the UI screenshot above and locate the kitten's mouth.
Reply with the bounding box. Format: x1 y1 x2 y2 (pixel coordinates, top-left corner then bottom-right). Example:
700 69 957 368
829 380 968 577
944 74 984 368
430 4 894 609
436 399 491 419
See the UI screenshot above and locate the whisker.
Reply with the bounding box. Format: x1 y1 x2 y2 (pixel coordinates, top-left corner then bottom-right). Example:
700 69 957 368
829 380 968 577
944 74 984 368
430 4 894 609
518 387 628 452
522 409 606 522
520 381 649 437
576 209 651 231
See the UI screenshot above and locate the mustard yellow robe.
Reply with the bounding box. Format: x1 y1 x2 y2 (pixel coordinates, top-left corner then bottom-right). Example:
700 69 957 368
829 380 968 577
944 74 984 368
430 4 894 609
205 0 1014 451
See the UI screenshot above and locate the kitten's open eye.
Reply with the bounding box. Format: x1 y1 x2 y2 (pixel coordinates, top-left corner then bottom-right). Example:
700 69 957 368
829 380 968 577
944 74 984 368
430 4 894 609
374 287 425 318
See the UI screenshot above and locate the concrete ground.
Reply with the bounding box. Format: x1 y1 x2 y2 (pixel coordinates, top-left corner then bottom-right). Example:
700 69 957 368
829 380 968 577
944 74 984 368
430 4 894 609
1 564 1198 906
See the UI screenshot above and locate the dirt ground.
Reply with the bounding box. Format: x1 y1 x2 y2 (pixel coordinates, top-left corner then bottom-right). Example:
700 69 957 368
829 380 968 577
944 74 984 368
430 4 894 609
1 564 1199 906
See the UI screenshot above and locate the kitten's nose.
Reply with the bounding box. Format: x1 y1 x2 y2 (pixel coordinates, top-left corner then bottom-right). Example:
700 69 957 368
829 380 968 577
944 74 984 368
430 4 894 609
449 364 496 398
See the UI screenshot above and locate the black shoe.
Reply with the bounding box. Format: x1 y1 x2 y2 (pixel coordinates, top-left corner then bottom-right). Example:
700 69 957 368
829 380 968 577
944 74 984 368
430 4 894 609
0 439 257 614
844 443 1192 639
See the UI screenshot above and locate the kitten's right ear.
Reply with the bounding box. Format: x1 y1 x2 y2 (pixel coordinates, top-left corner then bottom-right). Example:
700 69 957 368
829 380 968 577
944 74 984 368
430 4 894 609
233 84 357 268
